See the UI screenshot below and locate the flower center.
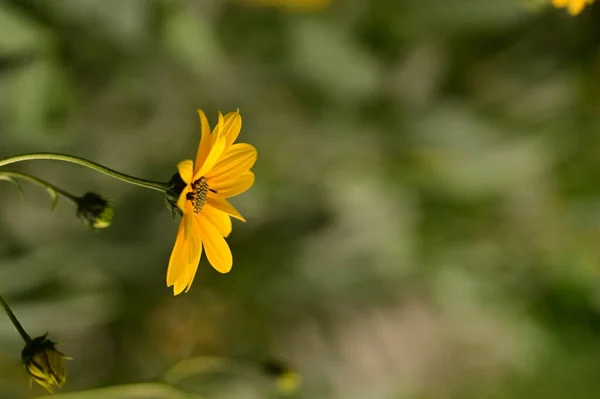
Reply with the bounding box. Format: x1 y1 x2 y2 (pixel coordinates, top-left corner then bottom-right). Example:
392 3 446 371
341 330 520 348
186 177 209 214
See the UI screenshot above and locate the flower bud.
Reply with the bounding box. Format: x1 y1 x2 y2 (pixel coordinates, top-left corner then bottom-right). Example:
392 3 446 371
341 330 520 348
262 359 301 395
76 192 114 228
21 334 68 393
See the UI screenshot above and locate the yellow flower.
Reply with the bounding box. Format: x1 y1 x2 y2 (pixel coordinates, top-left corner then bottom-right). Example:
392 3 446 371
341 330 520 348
276 370 302 395
21 335 68 393
262 360 302 395
552 0 595 15
167 109 256 295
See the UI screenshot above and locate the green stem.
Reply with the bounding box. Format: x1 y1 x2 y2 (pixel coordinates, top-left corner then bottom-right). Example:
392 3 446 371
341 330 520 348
0 153 168 193
0 294 31 343
0 171 79 205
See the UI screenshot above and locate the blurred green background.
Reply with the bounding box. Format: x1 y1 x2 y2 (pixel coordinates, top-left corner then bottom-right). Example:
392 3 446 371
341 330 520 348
2 0 600 398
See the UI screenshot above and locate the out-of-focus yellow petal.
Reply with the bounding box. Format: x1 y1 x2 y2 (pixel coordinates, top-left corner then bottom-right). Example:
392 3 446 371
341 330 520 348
177 160 194 184
203 206 233 237
196 213 233 273
552 0 594 14
210 172 255 198
206 195 246 222
206 143 257 182
569 0 586 14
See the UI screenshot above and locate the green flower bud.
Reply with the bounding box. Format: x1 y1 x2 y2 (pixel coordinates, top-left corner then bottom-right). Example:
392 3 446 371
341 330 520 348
262 359 301 395
21 334 68 393
165 172 186 218
76 192 114 228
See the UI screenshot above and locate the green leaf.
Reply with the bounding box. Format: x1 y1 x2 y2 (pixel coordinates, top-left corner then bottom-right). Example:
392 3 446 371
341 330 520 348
0 175 23 200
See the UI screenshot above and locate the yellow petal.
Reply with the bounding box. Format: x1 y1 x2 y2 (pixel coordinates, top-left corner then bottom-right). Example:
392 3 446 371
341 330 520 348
196 213 233 273
168 218 203 295
177 160 194 184
184 258 200 293
187 217 202 263
173 277 187 296
176 186 192 216
194 110 213 172
167 221 188 286
217 110 242 150
28 364 46 379
217 111 225 137
210 171 255 198
174 240 202 295
206 143 257 182
194 135 226 179
552 0 569 5
203 206 233 237
206 195 246 222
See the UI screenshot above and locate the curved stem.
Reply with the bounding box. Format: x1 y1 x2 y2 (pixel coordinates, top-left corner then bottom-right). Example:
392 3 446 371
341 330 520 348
0 153 168 193
0 171 79 205
0 294 31 344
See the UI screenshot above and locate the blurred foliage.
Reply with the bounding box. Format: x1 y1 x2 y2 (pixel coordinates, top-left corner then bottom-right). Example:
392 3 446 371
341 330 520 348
2 0 600 398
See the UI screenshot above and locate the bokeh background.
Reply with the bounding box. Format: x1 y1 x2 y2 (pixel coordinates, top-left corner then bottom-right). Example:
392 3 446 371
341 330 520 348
2 0 600 398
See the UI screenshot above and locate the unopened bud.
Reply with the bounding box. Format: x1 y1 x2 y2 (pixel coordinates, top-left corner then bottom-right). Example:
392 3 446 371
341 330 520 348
21 334 68 393
76 192 114 228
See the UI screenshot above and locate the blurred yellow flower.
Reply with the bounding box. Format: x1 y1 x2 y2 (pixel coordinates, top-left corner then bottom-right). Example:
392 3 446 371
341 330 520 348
552 0 595 14
21 335 68 393
239 0 332 12
276 369 302 395
167 109 256 295
262 360 302 395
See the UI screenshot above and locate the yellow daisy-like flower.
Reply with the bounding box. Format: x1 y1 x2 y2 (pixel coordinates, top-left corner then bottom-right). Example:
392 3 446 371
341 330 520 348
167 109 257 295
552 0 595 15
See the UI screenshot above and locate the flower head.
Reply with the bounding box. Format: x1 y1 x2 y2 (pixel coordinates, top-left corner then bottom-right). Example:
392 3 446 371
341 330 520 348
21 334 68 393
552 0 595 15
76 192 114 228
167 109 256 295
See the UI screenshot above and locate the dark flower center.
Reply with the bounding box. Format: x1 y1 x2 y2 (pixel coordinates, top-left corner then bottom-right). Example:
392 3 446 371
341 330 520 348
187 177 209 214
